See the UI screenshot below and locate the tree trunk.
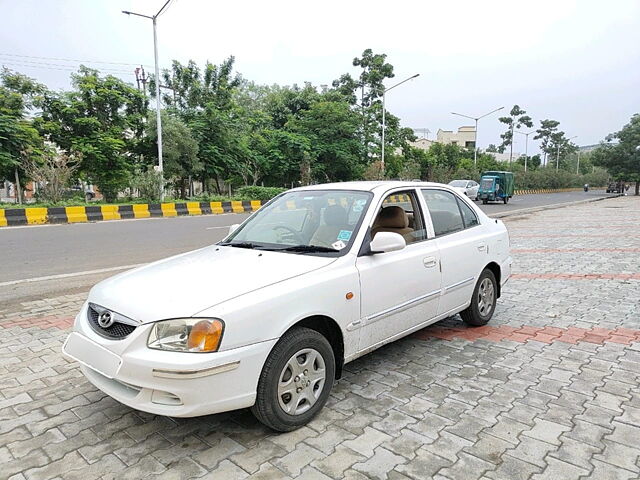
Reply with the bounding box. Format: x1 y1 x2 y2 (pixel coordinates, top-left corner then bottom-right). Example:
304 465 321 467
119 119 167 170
14 168 23 204
635 180 639 196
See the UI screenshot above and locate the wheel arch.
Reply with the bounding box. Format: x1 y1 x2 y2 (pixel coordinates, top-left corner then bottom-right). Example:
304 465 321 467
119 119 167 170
484 261 502 298
284 315 345 380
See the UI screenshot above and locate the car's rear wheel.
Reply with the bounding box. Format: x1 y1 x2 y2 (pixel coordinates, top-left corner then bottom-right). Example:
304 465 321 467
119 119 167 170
460 269 497 326
251 327 335 432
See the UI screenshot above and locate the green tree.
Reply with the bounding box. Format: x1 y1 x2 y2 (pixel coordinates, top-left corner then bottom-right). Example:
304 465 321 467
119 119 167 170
498 105 533 163
332 49 397 163
37 67 147 202
485 144 498 153
0 68 46 202
288 101 363 182
152 58 245 193
534 119 560 166
517 154 542 170
144 112 201 198
593 113 640 195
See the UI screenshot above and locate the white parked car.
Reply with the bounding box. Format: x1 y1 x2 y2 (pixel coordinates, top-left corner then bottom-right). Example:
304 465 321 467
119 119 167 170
63 182 511 431
449 179 480 200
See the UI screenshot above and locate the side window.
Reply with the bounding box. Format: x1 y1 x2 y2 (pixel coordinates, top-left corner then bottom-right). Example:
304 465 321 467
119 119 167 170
421 189 464 236
374 191 427 244
457 198 479 228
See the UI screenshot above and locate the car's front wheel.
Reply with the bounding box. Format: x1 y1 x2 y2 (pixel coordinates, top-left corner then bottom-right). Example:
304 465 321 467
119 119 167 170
460 269 497 326
251 327 335 432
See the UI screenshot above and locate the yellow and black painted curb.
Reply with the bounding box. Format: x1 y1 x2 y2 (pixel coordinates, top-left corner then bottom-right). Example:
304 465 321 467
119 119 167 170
0 200 263 227
513 187 589 195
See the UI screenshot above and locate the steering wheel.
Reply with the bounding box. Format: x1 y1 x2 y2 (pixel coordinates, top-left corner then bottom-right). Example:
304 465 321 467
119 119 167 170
273 225 304 244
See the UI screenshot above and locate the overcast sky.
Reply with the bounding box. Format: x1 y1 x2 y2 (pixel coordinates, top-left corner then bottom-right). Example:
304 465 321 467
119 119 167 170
2 0 639 154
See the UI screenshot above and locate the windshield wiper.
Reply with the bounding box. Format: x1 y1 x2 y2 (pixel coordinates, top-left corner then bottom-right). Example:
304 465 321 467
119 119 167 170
219 242 260 249
279 244 339 253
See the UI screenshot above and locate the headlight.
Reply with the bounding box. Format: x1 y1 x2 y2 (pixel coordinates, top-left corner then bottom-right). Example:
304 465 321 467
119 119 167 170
147 318 224 353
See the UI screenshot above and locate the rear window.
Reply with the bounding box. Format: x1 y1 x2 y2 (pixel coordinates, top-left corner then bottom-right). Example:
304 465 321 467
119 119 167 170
421 190 464 236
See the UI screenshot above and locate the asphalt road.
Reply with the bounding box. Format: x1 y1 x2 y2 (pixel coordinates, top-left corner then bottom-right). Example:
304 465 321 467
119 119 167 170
0 189 612 306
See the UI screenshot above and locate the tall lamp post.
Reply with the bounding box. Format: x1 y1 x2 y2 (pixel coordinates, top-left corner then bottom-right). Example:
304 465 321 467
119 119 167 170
556 135 577 171
123 0 172 200
515 130 534 172
381 73 420 173
451 106 504 166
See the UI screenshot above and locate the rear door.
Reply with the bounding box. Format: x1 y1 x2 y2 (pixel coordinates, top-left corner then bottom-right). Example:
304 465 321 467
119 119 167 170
355 189 441 351
421 189 489 316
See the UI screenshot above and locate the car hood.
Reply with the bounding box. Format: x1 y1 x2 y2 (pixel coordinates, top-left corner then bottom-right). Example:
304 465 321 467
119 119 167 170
88 245 336 324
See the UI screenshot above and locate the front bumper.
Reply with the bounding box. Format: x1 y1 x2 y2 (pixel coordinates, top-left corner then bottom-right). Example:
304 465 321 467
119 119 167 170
62 305 276 417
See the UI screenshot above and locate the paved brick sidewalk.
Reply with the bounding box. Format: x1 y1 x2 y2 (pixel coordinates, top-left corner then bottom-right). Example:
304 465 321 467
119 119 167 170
1 196 639 480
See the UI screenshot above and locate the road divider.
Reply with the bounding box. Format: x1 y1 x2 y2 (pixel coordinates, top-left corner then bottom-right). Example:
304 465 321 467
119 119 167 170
0 200 263 227
513 187 589 195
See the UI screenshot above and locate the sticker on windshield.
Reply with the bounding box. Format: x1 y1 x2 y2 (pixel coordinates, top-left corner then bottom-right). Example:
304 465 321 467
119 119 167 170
332 240 346 250
353 204 363 212
337 230 352 241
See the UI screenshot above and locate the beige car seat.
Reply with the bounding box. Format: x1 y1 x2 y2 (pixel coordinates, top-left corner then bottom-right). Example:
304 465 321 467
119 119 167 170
372 206 415 243
310 204 348 246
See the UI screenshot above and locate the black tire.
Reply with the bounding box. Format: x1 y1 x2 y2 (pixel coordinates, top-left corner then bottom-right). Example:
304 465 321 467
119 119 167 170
251 327 335 432
482 199 488 205
460 269 498 326
503 197 508 204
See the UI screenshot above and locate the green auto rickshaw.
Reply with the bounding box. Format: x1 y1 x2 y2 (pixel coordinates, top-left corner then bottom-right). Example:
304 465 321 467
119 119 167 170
478 171 515 204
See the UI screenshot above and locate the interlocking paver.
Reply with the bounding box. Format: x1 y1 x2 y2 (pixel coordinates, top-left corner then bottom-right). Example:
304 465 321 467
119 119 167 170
352 446 406 480
1 195 639 479
310 445 365 479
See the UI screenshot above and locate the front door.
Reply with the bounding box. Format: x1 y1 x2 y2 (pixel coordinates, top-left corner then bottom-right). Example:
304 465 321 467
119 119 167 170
355 190 442 351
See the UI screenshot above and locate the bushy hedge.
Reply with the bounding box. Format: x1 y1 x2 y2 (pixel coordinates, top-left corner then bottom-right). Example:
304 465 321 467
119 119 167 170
235 186 287 201
436 165 608 191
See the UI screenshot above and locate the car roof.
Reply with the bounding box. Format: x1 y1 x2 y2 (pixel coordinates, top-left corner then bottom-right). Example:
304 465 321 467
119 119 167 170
289 181 448 193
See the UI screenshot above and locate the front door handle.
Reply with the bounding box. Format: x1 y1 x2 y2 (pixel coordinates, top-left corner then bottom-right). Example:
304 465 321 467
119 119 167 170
423 256 437 268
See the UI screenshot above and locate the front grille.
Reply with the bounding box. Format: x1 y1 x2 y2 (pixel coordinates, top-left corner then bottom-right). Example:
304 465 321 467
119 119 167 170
88 305 136 339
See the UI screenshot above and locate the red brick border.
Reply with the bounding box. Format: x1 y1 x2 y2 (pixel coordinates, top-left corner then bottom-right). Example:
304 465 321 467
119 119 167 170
0 316 74 330
414 325 640 345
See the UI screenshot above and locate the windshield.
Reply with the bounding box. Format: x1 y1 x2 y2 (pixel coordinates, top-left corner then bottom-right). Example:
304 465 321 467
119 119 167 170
448 180 467 187
222 190 373 255
480 178 495 190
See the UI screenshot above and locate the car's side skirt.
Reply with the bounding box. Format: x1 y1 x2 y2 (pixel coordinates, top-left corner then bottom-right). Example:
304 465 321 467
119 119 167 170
344 302 471 364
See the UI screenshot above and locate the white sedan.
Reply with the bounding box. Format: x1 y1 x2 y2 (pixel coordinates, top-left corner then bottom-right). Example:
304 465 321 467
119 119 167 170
449 179 480 200
63 181 511 432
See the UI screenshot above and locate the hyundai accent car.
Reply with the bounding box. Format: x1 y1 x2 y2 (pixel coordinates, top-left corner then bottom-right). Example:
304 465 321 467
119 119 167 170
448 179 479 200
63 181 511 432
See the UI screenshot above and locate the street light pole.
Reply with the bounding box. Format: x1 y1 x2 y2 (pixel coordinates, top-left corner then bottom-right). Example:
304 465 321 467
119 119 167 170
515 130 533 172
152 16 162 176
451 106 504 167
381 73 419 174
123 0 172 200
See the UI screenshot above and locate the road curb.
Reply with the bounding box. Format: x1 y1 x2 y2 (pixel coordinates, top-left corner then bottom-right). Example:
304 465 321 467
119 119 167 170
0 200 263 227
489 194 623 219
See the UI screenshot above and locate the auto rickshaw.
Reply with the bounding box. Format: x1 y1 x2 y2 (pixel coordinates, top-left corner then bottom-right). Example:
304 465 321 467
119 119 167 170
478 171 515 204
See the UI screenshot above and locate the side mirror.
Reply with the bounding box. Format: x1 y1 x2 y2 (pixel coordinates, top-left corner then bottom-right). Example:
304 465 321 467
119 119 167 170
228 224 240 235
369 232 406 254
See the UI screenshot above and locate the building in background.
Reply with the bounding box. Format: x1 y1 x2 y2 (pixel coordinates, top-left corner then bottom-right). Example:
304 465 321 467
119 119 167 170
436 126 476 148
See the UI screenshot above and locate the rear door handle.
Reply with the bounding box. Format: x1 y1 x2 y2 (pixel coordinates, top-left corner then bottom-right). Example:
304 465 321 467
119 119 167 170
477 243 487 252
423 256 437 268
